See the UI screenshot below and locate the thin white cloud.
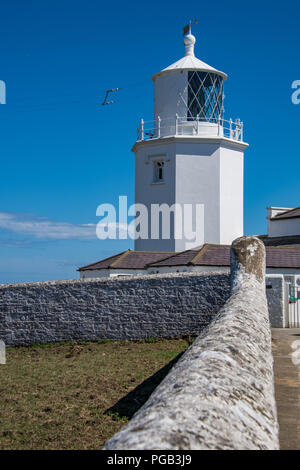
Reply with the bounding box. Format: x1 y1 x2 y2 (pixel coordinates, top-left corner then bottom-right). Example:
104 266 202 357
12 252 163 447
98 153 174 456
0 212 127 240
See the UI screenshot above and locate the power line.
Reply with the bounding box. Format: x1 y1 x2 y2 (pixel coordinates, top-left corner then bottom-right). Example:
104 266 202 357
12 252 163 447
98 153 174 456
0 78 152 112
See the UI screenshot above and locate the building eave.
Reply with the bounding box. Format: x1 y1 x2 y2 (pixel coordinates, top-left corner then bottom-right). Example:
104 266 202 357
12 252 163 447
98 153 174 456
270 215 300 221
152 67 227 82
131 135 249 153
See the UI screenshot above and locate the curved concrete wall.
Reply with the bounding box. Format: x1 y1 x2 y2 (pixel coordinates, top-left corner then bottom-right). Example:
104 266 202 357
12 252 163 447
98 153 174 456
104 237 279 450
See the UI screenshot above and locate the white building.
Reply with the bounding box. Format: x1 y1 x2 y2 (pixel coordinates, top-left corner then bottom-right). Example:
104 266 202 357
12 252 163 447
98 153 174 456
133 27 248 252
267 206 300 238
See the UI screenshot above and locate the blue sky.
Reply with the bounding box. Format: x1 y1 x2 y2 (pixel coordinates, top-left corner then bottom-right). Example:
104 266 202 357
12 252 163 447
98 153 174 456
0 0 299 283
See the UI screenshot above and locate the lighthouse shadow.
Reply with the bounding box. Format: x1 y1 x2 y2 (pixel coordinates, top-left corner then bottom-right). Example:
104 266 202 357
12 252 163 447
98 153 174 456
104 352 184 420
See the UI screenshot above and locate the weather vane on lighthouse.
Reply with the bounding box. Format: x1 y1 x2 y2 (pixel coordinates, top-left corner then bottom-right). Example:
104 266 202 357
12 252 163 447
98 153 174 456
183 19 198 36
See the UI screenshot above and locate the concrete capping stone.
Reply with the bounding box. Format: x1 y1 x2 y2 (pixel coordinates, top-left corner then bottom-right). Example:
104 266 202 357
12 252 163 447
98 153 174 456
231 236 266 287
0 271 225 289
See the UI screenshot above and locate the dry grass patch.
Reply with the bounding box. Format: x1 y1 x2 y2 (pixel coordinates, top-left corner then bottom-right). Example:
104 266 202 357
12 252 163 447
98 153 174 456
0 338 191 449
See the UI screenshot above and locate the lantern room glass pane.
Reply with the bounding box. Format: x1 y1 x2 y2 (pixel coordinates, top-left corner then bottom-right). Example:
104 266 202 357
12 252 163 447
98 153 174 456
187 72 224 123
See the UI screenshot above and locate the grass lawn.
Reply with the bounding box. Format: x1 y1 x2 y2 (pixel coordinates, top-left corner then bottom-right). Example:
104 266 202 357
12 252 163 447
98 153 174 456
0 338 191 450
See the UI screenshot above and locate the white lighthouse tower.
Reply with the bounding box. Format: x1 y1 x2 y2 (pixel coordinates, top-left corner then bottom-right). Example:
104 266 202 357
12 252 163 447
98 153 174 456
132 27 248 252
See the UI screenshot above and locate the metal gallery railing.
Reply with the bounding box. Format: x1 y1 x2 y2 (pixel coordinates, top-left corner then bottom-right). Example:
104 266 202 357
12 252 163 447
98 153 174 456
137 115 244 142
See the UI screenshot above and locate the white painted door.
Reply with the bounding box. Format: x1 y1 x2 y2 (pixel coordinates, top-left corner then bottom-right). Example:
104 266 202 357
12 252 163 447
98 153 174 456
289 285 300 328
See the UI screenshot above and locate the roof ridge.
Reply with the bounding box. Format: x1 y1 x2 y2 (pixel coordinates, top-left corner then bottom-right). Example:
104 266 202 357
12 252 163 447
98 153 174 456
189 243 231 265
201 243 230 248
189 245 207 264
110 249 131 268
134 251 175 254
78 250 128 271
145 248 195 267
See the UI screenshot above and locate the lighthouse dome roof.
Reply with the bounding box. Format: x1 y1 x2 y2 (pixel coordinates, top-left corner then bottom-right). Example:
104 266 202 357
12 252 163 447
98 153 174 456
152 33 227 81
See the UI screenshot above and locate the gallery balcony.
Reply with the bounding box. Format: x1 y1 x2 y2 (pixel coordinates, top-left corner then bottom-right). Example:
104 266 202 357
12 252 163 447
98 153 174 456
136 115 244 142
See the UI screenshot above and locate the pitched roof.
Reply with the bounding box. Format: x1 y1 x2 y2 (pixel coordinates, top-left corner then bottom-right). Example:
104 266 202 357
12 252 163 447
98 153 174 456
266 246 300 268
271 206 300 220
78 251 127 271
148 244 300 269
148 244 230 267
154 55 227 80
147 249 200 267
78 250 174 272
192 245 231 266
79 241 300 273
152 33 227 81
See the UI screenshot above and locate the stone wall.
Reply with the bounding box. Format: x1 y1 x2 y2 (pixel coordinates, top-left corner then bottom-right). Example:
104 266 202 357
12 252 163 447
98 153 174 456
104 237 279 450
0 273 230 347
0 270 289 347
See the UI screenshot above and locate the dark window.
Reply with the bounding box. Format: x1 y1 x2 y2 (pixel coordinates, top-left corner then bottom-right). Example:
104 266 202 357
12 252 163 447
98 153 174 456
187 71 224 123
154 161 164 182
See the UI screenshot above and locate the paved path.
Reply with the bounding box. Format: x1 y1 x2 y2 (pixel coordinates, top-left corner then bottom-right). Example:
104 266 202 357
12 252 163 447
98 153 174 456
272 328 300 450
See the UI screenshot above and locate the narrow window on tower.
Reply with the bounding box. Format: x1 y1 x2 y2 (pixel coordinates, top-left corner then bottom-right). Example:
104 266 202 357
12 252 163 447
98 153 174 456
153 160 165 183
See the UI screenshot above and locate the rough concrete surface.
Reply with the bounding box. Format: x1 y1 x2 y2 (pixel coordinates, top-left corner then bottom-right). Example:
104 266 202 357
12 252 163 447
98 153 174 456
231 236 265 282
272 328 300 450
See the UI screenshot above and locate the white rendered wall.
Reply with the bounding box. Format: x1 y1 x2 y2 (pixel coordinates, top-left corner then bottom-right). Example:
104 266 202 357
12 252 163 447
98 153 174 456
134 139 176 252
154 71 188 125
80 269 146 279
175 140 221 250
266 267 300 275
148 266 300 276
147 265 230 275
219 144 244 244
80 265 300 279
268 218 300 237
175 139 245 249
80 270 110 279
150 266 300 276
133 137 246 252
